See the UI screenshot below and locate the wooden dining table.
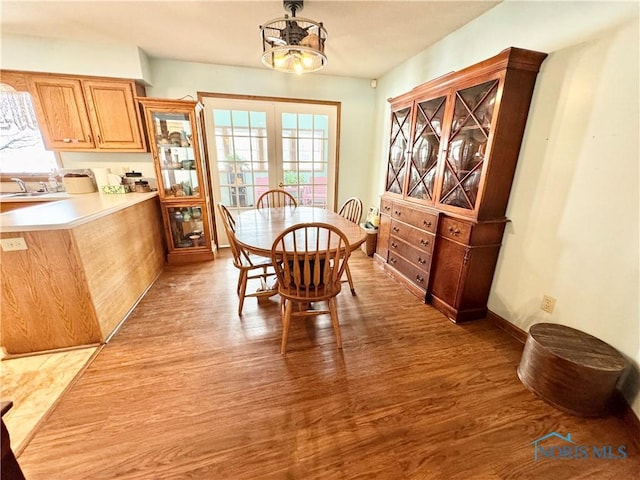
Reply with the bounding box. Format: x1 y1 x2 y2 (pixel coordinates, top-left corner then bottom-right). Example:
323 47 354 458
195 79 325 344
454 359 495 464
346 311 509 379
234 206 367 257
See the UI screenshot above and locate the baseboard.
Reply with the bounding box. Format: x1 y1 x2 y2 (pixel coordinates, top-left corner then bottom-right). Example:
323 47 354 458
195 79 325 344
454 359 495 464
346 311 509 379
486 309 640 448
485 310 527 343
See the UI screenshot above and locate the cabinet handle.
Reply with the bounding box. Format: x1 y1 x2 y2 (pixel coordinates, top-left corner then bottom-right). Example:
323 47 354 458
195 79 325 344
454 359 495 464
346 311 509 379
384 205 391 212
392 226 400 233
420 239 430 246
423 220 432 228
415 275 424 283
389 257 396 264
394 210 401 216
63 138 71 143
87 134 92 143
391 242 398 249
448 226 460 236
97 135 102 144
417 257 426 265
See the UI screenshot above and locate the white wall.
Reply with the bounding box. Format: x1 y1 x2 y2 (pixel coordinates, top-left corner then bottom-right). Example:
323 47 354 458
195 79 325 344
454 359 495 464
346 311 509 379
372 1 640 416
0 33 149 81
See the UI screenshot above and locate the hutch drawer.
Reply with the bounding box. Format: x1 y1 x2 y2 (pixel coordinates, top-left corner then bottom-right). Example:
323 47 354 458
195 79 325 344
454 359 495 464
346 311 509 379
391 204 438 233
388 253 430 293
389 237 432 269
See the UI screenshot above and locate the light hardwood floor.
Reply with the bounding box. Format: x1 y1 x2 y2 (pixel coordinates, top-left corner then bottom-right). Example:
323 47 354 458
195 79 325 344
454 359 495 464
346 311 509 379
13 249 640 479
1 346 97 454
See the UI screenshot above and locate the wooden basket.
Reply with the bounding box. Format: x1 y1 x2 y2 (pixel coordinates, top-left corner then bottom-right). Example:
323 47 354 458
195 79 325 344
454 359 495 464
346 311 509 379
62 177 96 194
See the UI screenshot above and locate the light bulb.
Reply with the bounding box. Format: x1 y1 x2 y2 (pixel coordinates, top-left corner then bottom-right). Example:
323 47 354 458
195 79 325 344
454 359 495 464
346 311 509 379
274 53 288 68
301 54 313 68
293 57 304 75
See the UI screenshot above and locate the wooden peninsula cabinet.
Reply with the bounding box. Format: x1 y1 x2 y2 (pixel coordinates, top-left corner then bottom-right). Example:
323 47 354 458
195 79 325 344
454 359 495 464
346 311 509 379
24 72 147 151
139 98 216 264
376 47 547 322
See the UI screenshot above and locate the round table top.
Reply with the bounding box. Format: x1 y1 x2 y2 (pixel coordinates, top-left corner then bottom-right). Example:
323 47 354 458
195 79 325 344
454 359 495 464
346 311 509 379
234 206 367 257
529 323 627 372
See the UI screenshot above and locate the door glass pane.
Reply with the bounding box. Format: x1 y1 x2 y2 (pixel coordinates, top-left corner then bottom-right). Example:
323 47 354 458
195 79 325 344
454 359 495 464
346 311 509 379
407 96 445 201
213 109 268 208
386 106 410 194
440 80 497 209
282 112 329 207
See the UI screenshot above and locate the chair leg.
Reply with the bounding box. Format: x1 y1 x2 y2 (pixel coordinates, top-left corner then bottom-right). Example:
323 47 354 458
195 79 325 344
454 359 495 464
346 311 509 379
328 297 342 349
281 300 293 354
345 264 356 295
238 269 248 316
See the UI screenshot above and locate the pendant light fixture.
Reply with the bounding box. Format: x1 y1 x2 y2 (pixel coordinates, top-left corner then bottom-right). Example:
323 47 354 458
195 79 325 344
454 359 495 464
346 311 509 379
259 1 327 75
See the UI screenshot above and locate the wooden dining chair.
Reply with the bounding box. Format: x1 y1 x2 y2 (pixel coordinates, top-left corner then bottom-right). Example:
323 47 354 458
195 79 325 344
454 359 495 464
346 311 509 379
256 189 297 208
270 222 351 354
217 203 277 315
338 197 363 295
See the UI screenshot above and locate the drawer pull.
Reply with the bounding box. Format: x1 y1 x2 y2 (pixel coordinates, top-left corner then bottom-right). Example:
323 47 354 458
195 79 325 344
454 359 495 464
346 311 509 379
415 275 424 283
448 226 461 236
389 257 397 264
423 220 432 228
394 210 401 216
392 226 400 233
391 242 398 249
417 257 426 265
384 205 391 211
420 239 430 247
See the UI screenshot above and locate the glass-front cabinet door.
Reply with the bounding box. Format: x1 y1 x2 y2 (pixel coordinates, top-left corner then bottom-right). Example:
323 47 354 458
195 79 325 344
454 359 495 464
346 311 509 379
407 95 446 202
141 99 205 201
436 79 498 213
384 103 412 195
163 203 211 251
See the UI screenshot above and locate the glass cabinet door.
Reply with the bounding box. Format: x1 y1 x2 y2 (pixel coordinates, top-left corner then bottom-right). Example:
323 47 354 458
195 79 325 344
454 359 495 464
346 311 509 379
438 80 498 211
385 105 411 194
150 110 202 199
164 204 208 250
407 96 446 202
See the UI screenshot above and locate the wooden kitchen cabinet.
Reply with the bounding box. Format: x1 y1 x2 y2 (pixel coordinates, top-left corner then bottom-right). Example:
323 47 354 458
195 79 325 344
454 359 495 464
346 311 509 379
25 73 147 151
376 47 547 322
139 98 215 264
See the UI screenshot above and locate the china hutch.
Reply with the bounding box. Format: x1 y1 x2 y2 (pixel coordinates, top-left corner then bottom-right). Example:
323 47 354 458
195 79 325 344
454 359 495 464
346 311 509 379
139 98 216 264
376 47 547 322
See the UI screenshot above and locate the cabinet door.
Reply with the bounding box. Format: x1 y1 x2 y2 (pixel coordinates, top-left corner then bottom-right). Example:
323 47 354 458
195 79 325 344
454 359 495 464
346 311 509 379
436 79 499 215
27 75 94 149
82 80 146 151
384 105 411 195
406 95 446 203
141 102 205 201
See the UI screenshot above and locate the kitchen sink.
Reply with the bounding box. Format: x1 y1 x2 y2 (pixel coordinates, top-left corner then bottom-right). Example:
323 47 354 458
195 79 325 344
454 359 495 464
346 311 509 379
10 191 51 197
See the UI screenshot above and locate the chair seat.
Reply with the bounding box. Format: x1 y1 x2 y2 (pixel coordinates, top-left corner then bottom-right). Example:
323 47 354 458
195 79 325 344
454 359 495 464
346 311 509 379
277 282 342 301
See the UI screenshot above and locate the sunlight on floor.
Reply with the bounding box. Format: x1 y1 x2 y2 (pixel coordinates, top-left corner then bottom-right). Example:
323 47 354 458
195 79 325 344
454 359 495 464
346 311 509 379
0 346 98 454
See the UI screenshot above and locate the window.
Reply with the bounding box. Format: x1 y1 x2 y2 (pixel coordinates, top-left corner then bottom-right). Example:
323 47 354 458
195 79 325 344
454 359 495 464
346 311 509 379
0 88 58 174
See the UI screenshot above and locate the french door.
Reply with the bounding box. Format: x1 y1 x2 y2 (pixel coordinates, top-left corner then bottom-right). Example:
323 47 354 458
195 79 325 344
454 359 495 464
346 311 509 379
202 96 338 246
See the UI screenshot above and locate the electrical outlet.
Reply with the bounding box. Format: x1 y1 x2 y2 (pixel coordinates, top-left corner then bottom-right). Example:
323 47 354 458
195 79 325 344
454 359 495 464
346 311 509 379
540 295 556 314
1 237 28 251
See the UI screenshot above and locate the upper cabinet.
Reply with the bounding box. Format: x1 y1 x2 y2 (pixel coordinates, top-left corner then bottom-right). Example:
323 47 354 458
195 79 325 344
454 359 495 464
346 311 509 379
384 47 548 221
25 73 147 152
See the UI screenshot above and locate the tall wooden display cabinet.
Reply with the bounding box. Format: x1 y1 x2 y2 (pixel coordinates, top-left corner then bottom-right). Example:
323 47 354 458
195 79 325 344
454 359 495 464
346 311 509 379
376 47 547 322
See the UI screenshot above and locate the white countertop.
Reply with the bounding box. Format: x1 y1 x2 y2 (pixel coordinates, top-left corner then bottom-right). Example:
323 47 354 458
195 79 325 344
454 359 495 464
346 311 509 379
0 192 159 232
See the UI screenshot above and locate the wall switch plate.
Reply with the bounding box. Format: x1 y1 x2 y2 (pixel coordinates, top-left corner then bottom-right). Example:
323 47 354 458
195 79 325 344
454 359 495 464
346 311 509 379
1 237 28 251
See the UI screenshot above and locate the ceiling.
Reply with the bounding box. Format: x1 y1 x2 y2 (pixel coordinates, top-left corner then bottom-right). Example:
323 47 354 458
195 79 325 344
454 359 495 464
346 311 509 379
0 1 500 79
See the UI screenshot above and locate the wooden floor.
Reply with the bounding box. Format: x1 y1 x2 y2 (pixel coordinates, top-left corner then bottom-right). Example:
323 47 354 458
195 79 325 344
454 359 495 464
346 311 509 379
15 250 639 479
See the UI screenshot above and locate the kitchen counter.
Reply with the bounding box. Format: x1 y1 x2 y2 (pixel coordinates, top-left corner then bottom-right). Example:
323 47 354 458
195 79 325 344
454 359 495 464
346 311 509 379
0 192 158 232
1 193 165 355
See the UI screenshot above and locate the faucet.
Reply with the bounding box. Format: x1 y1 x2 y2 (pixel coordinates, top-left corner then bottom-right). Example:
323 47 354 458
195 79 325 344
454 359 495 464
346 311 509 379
10 178 27 193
